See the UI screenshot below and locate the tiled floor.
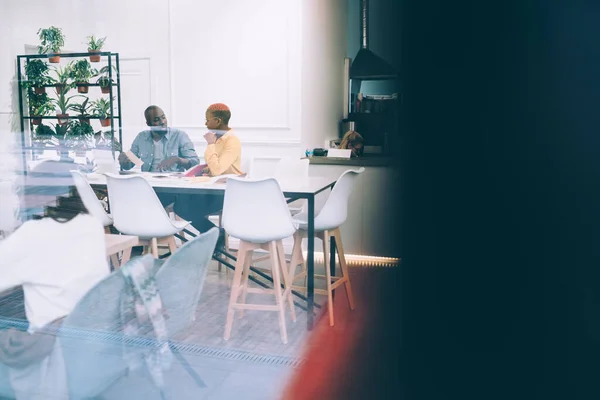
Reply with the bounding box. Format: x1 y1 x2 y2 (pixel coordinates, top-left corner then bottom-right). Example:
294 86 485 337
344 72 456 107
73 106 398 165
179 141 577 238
0 258 378 399
171 259 328 358
102 354 295 400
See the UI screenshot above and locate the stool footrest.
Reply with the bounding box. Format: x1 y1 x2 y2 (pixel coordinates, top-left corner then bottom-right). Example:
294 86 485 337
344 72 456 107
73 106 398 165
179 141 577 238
231 303 279 311
246 287 275 294
331 278 347 290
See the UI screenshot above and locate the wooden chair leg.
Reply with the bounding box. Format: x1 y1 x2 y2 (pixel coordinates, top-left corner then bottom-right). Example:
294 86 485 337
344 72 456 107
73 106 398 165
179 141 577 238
120 246 132 267
277 240 296 322
322 231 334 326
269 241 288 344
238 248 253 319
109 254 120 270
289 232 302 284
333 228 355 310
150 238 159 258
224 241 248 340
167 236 178 256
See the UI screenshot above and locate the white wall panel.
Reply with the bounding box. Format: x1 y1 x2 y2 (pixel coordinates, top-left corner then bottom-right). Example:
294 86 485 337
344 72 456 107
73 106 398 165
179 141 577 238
117 58 153 151
169 0 302 143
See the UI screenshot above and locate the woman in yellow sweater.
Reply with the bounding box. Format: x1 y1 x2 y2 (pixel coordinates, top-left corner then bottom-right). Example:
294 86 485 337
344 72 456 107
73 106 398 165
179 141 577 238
174 103 244 245
202 103 243 176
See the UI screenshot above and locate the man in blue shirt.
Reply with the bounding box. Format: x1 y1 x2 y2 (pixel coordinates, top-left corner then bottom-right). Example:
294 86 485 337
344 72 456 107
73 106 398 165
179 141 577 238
118 105 199 172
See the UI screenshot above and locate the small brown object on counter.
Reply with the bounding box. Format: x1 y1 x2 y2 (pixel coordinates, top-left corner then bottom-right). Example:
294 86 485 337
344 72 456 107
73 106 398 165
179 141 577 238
340 131 364 157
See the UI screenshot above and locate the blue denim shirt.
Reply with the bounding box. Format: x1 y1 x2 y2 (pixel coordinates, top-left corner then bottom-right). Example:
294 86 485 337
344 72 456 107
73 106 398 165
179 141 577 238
122 128 200 172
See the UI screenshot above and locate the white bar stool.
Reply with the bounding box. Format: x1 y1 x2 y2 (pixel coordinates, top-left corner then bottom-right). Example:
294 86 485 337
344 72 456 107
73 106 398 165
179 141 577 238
289 167 364 326
222 177 298 344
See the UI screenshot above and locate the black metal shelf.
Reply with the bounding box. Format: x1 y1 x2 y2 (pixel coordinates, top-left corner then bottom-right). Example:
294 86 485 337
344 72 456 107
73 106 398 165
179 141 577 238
23 51 114 59
25 116 121 120
22 145 112 151
29 83 118 88
17 52 123 174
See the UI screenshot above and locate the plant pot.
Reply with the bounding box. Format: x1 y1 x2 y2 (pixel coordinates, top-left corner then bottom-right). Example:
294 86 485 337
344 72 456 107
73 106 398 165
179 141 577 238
57 113 70 125
100 118 111 127
34 86 46 95
48 53 60 63
79 117 90 125
31 118 42 125
100 85 111 94
77 82 89 94
88 50 101 62
55 84 64 94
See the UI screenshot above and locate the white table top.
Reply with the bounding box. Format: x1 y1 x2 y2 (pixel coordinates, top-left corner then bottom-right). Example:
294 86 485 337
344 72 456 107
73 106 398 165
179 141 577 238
105 234 139 256
86 172 336 196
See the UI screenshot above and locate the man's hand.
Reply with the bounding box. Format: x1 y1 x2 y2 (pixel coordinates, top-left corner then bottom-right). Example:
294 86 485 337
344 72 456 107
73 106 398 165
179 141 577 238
118 152 130 165
204 131 217 145
157 156 181 171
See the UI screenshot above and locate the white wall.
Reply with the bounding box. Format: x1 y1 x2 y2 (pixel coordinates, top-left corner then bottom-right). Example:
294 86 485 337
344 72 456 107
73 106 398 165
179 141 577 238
1 0 348 170
301 0 348 150
0 0 92 141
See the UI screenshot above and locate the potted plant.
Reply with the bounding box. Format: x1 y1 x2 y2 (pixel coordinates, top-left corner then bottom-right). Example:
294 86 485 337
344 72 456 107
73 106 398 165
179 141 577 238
95 130 122 152
33 123 56 145
37 26 65 63
69 59 97 94
86 36 106 62
52 64 73 94
52 88 82 125
91 97 113 127
65 121 94 155
96 65 117 94
50 121 72 160
24 59 52 94
28 92 54 125
72 98 92 124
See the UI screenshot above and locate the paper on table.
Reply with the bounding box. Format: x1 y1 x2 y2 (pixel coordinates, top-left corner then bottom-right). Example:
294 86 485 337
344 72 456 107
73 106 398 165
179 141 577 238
213 174 246 184
327 148 352 158
125 151 144 167
183 173 244 184
185 176 212 183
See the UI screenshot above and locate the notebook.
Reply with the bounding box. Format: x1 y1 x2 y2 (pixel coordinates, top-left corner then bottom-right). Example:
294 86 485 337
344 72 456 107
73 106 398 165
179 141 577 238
183 163 208 177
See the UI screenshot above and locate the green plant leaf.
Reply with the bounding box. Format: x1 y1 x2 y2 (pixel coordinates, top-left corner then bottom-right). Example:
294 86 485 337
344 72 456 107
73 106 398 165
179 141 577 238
86 35 107 51
37 26 65 54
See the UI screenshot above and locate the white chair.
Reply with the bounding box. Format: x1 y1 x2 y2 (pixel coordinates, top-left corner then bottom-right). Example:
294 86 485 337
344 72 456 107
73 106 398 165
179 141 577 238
275 157 309 215
222 177 297 344
207 155 281 266
246 157 311 265
289 167 364 326
104 173 190 258
71 170 130 269
213 157 308 267
70 170 113 228
247 156 282 179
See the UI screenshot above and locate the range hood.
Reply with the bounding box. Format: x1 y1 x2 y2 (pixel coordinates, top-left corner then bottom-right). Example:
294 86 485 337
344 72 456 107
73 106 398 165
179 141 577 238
350 0 398 80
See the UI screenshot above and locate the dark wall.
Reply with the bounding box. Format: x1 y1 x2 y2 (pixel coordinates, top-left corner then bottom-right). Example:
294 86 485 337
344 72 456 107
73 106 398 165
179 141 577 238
346 0 400 94
397 1 600 399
